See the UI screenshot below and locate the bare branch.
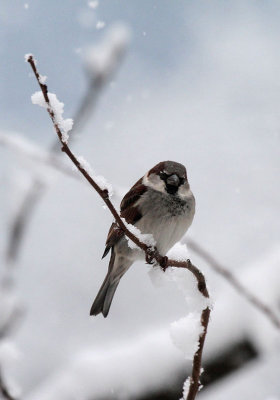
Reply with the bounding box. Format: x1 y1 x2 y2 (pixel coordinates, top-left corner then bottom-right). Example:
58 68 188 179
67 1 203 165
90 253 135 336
27 54 211 400
187 238 280 330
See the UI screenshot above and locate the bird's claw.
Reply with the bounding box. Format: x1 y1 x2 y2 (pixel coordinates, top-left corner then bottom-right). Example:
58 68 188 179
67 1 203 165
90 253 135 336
145 249 168 271
159 256 168 271
145 249 155 265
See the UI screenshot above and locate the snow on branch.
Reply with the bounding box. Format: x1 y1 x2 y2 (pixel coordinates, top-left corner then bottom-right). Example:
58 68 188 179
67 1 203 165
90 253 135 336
5 29 129 264
121 218 156 250
26 54 211 400
31 92 73 144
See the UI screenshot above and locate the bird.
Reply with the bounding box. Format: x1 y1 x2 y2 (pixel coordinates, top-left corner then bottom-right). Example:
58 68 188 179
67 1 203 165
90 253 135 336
90 160 195 317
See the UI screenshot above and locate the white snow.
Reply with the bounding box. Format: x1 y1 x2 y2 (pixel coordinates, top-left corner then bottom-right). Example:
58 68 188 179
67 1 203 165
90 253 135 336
38 75 47 84
76 156 93 175
31 92 73 143
170 314 204 359
24 53 35 64
168 241 190 261
149 243 211 313
121 218 156 250
31 91 46 107
76 156 113 196
94 174 113 196
180 377 191 400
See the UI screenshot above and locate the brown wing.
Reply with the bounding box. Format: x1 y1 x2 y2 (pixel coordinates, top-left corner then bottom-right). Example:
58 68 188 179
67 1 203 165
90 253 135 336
102 177 147 258
120 178 146 212
102 222 123 259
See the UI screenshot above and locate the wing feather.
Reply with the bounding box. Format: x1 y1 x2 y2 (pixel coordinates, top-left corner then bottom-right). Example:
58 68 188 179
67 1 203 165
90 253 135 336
102 178 147 258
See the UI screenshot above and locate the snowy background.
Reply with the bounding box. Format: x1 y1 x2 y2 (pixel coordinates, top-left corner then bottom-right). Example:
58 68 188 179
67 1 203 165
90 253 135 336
0 0 280 399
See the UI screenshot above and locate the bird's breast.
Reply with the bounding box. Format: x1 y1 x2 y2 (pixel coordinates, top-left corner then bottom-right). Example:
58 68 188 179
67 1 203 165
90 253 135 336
136 189 195 255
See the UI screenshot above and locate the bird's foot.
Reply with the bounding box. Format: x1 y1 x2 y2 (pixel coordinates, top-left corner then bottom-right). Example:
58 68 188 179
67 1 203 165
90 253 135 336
145 248 155 265
159 256 168 271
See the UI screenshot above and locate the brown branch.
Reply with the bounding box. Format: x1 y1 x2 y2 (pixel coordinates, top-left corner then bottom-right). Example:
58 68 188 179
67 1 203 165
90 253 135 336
187 308 210 399
187 238 280 330
6 49 116 263
27 55 210 400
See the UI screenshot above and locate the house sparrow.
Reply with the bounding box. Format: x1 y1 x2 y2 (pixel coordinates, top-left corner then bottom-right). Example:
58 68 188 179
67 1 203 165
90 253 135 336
90 161 195 317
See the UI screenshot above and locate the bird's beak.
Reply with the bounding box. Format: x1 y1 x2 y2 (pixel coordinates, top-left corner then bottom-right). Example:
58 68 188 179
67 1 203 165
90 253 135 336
166 174 180 187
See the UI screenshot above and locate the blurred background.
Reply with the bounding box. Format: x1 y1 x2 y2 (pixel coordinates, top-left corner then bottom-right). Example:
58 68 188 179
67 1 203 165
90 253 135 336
0 0 280 399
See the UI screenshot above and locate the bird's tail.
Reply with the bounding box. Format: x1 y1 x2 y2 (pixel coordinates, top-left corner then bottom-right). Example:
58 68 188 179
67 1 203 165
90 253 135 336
90 252 130 317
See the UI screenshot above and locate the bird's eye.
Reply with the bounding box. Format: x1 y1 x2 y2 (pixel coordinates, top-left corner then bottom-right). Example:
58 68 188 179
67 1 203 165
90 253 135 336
159 172 168 180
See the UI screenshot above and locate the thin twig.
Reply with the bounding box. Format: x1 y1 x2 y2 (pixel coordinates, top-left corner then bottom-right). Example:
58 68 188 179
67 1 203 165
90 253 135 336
6 52 115 263
27 54 211 400
187 238 280 329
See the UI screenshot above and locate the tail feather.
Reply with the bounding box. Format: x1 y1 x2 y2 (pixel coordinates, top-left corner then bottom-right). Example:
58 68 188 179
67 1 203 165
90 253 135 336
90 275 111 316
101 280 120 317
90 278 120 317
90 251 131 317
90 251 115 317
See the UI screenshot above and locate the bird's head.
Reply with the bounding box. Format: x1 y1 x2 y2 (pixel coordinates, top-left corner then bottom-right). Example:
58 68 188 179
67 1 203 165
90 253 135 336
144 161 190 196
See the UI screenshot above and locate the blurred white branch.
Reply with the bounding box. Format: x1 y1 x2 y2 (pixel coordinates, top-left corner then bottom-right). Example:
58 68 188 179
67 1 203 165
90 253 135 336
53 23 130 149
0 369 17 400
185 238 280 329
0 266 23 399
0 132 79 179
